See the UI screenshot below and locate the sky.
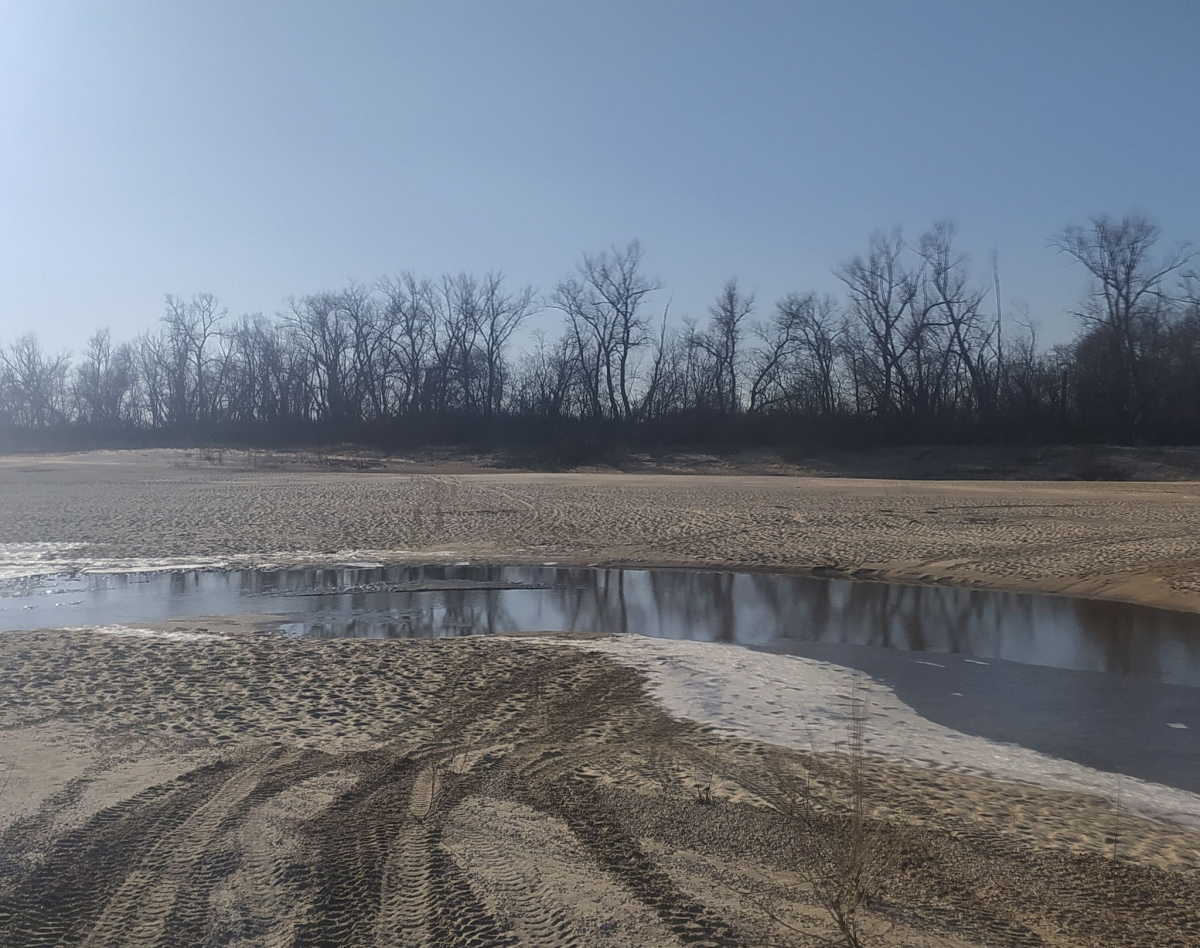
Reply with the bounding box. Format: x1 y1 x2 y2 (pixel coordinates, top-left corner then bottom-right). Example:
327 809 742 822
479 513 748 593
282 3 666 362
1 0 1197 353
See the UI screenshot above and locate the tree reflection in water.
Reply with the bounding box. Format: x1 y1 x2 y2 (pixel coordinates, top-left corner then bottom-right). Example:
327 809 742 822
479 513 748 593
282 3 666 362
271 565 1200 684
14 564 1200 684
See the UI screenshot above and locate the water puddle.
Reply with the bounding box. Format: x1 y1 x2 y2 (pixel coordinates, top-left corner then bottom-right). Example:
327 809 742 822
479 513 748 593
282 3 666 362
3 563 1199 686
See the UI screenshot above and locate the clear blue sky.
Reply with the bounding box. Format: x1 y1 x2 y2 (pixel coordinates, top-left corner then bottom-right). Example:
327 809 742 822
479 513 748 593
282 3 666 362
2 1 1197 352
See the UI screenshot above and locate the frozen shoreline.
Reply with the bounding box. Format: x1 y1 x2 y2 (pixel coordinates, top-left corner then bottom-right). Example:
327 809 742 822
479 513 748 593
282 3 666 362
0 541 408 583
557 634 1200 833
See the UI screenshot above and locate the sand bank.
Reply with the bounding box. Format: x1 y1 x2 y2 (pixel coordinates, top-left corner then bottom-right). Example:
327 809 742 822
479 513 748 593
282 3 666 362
1 450 1200 612
1 451 1198 944
0 630 1197 947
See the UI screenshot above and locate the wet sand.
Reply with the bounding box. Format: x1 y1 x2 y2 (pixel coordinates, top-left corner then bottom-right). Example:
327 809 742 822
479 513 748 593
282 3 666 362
0 450 1198 945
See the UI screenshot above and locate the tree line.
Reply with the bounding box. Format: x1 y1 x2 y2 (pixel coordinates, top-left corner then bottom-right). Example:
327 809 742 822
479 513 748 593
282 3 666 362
2 213 1198 451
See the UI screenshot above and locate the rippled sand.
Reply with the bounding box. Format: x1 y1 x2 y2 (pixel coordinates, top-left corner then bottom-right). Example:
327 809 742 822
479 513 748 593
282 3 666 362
2 449 1199 611
1 629 1197 947
1 450 1198 946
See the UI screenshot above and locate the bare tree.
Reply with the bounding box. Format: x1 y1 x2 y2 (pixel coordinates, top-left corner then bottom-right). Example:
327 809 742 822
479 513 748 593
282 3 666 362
1052 213 1193 437
161 293 228 424
0 335 71 428
513 331 578 419
778 291 845 418
425 273 482 415
746 305 799 414
551 273 609 420
703 278 754 414
74 328 136 425
5 218 1200 447
553 240 661 421
478 273 537 419
836 229 925 420
283 292 355 424
918 222 996 429
379 274 436 416
134 330 167 427
337 282 387 421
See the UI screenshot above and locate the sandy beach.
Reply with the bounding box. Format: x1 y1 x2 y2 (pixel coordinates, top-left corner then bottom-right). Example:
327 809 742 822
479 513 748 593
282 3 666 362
0 450 1198 946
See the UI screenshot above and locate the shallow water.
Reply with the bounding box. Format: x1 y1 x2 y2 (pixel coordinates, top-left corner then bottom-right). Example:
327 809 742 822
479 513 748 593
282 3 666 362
4 562 1197 791
4 563 1200 686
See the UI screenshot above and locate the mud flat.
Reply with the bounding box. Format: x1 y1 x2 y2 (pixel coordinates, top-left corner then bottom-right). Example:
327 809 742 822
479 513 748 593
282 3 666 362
0 628 1197 947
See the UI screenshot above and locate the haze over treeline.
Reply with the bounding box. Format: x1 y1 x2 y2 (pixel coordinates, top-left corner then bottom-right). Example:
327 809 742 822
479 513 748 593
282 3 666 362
2 213 1198 452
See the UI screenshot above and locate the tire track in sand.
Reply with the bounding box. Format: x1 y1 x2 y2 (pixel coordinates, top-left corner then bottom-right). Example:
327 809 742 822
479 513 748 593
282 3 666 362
0 752 271 948
3 636 1194 947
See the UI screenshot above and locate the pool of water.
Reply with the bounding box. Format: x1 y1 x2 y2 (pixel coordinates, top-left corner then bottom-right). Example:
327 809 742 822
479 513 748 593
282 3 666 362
4 563 1197 792
4 563 1200 686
